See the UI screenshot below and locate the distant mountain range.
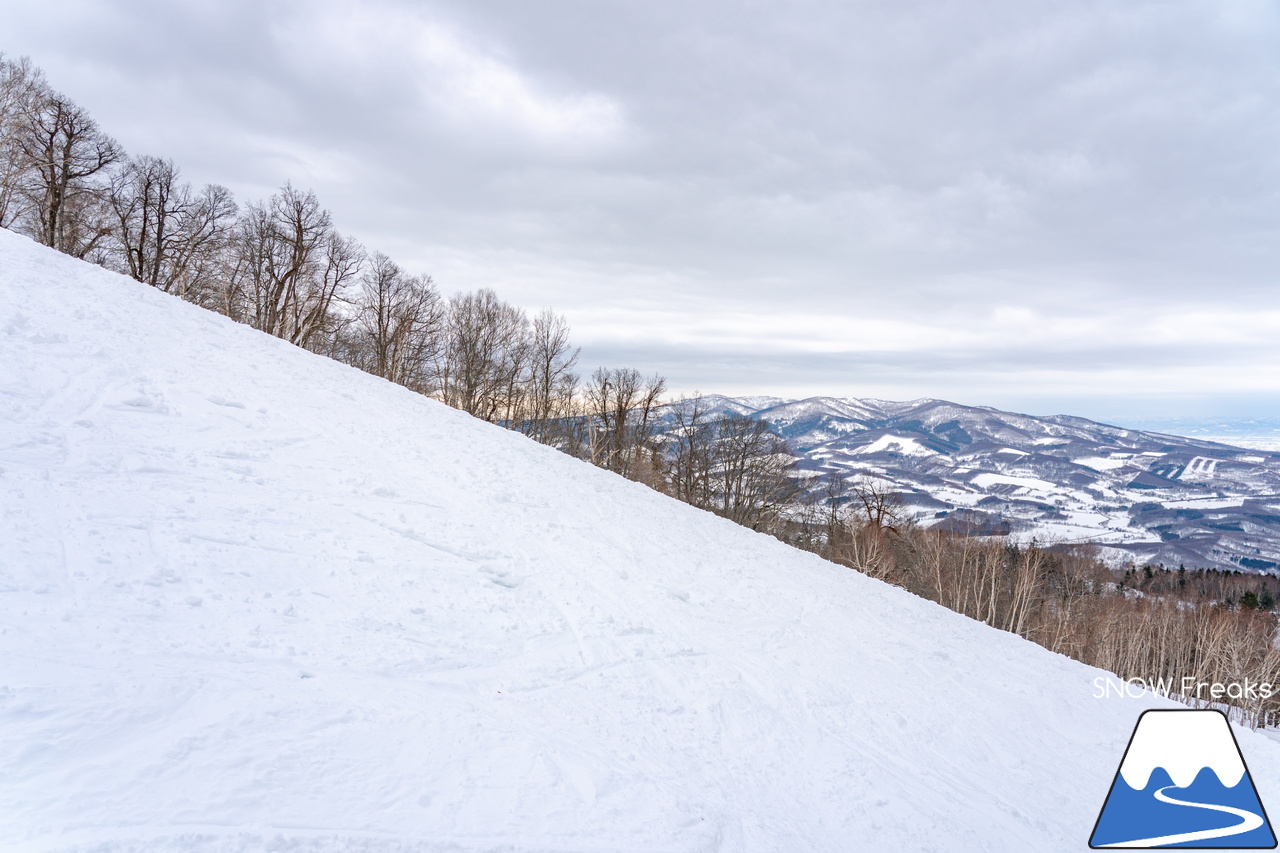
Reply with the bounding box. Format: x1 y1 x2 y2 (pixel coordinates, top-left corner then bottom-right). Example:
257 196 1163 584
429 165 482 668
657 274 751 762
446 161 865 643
679 395 1280 573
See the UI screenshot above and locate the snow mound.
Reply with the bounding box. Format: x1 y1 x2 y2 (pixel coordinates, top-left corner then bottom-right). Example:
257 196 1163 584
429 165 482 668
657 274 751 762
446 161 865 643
2 228 1278 851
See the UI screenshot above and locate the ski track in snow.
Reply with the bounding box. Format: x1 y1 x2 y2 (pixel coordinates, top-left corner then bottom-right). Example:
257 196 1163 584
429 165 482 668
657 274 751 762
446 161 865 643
1177 457 1218 481
2 229 1280 851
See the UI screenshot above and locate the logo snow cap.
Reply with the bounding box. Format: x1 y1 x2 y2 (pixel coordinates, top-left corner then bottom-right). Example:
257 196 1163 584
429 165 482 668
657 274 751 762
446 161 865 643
1090 709 1276 849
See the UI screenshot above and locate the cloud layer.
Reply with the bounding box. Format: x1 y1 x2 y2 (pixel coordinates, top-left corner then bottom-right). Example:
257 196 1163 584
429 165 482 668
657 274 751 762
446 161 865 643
5 0 1279 419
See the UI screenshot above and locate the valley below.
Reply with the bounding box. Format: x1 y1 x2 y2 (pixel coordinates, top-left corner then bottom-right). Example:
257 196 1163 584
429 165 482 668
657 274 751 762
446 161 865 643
692 396 1280 573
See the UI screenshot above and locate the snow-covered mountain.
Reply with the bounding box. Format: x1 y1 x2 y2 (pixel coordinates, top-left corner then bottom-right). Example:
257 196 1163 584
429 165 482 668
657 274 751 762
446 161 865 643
690 396 1280 572
3 228 1279 851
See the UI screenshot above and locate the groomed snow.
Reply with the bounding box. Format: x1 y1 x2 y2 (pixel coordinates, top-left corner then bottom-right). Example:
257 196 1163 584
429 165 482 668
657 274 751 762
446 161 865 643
1178 457 1218 479
1075 457 1129 472
2 229 1279 851
970 472 1058 493
854 434 937 456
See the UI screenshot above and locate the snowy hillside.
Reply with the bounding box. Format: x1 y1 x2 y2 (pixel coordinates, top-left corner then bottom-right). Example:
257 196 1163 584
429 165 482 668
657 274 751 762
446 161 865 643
2 227 1277 852
682 396 1280 572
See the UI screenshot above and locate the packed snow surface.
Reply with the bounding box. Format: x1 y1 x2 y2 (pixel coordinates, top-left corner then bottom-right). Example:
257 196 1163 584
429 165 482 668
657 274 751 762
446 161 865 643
2 228 1279 851
969 472 1057 493
1074 457 1128 472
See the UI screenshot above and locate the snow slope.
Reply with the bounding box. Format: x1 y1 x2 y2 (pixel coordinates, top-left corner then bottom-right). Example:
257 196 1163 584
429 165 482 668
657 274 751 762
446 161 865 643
2 228 1278 852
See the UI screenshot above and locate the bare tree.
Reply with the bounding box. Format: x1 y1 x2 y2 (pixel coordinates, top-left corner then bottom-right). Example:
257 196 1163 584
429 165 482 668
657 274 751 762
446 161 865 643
522 308 579 444
302 229 363 352
436 289 530 422
355 251 443 390
107 154 236 301
225 184 363 350
0 54 48 229
850 476 906 534
816 473 911 583
659 402 807 532
818 473 850 544
664 395 716 507
584 367 666 479
12 88 121 256
170 183 238 308
708 415 804 531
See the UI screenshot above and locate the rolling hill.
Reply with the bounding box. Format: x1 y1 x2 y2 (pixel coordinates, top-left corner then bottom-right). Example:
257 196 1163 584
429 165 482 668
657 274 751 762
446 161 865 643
680 395 1280 572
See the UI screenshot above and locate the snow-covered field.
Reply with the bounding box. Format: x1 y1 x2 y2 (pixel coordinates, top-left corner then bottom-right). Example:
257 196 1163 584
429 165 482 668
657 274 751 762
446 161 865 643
2 228 1278 851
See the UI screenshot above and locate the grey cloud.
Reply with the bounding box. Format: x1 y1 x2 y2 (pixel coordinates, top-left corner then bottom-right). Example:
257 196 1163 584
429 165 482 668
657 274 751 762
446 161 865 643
3 0 1279 417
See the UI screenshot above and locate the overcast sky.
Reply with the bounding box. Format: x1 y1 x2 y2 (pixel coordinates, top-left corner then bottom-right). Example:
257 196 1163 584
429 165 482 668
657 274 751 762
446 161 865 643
5 0 1279 422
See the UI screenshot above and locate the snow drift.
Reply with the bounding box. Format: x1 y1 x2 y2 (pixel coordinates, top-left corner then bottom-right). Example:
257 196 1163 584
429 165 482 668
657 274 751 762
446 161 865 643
1 227 1277 852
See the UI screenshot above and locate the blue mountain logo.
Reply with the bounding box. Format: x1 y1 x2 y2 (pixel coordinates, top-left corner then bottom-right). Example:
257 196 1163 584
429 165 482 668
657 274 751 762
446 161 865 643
1091 709 1276 848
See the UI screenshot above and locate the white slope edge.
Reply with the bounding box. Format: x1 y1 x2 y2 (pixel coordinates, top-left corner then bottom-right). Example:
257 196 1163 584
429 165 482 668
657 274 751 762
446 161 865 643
1119 711 1246 790
1 227 1278 852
